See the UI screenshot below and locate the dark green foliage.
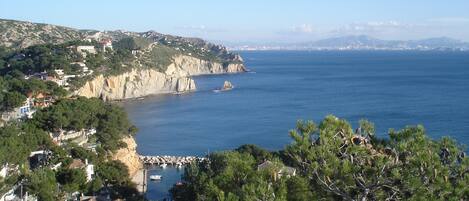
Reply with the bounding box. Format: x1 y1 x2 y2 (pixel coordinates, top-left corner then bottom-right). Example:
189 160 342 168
96 160 144 200
31 97 136 151
4 43 82 74
1 91 26 111
69 145 98 164
174 149 290 201
97 160 129 186
139 44 178 71
286 176 315 201
84 177 103 194
0 123 53 165
236 144 272 163
0 76 68 112
56 168 87 193
174 116 469 201
27 168 58 201
0 46 9 70
114 37 152 50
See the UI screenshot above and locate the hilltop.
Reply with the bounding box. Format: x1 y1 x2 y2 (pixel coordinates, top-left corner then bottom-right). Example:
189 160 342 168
0 18 246 100
0 18 242 63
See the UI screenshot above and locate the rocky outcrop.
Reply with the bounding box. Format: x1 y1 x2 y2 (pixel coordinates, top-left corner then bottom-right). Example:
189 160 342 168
111 136 142 177
165 55 246 77
75 68 196 100
76 55 246 100
222 81 233 90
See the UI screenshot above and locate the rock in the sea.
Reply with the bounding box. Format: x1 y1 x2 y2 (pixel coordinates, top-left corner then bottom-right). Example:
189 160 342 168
222 81 233 90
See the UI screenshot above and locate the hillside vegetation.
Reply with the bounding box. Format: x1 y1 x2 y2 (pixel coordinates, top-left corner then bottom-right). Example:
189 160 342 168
172 116 469 201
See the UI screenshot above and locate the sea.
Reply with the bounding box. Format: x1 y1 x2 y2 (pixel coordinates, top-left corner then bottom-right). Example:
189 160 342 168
122 50 469 200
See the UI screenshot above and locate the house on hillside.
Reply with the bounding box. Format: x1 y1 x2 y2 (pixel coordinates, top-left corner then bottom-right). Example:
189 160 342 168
74 45 96 57
257 160 296 181
70 62 93 76
68 159 95 182
29 150 52 170
1 92 57 122
50 128 97 146
0 163 18 179
0 183 37 201
1 96 35 122
99 38 113 51
30 92 55 108
24 71 48 80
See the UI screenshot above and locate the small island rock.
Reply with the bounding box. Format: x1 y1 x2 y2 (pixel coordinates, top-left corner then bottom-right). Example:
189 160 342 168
222 81 233 90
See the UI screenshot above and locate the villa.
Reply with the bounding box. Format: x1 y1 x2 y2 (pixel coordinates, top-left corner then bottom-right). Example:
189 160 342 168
75 45 96 57
68 159 95 182
257 160 296 181
1 96 35 122
24 71 48 80
50 128 97 146
70 62 94 76
99 38 113 51
29 150 52 170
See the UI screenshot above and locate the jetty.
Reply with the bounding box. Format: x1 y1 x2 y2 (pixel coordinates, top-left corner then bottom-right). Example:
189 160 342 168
139 155 206 165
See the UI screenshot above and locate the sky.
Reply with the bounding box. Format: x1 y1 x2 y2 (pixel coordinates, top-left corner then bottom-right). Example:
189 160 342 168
1 0 469 43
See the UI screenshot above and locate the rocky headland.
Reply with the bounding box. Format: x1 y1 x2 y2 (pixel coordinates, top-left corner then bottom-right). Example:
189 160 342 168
76 55 246 101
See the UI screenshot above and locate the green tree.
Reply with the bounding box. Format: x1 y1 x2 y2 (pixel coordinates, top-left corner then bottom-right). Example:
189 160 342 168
1 91 26 111
56 168 87 193
27 168 58 201
97 160 130 186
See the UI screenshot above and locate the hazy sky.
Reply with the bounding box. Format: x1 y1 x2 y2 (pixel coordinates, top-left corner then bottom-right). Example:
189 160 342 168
1 0 469 42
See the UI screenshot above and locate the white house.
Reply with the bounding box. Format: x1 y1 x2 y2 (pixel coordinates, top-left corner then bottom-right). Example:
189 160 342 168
54 69 64 76
100 39 113 51
75 46 96 57
85 159 94 182
1 97 36 121
70 62 93 76
50 128 97 145
68 159 94 182
0 164 19 179
0 182 37 201
0 164 8 178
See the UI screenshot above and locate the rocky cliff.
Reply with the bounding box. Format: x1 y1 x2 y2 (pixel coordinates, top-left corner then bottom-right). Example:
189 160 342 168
111 136 142 177
76 55 246 100
165 55 246 77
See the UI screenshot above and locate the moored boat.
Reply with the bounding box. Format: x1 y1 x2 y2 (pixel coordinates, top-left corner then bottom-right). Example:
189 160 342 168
149 175 162 180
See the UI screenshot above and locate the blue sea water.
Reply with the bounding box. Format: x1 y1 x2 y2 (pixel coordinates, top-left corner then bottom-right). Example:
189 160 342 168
122 51 469 200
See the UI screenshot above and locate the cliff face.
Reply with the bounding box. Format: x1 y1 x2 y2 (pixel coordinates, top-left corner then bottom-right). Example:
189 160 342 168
75 68 196 100
111 136 142 178
165 55 246 77
76 55 246 100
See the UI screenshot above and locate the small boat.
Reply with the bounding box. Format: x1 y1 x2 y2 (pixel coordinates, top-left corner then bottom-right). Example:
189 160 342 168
159 163 167 168
149 175 162 180
176 162 183 169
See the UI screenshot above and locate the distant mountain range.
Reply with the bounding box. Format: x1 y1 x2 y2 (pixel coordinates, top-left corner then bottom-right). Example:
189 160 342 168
228 35 469 51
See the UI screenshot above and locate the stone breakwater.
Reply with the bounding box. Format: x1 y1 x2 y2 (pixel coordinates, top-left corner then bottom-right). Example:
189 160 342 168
76 55 246 101
139 155 206 165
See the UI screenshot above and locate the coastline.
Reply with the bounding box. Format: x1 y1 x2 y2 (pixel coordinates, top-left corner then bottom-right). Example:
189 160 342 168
112 66 247 196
